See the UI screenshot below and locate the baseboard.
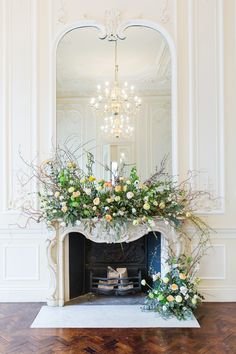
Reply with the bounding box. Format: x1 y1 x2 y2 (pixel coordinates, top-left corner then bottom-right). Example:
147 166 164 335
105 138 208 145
199 286 236 302
0 287 49 302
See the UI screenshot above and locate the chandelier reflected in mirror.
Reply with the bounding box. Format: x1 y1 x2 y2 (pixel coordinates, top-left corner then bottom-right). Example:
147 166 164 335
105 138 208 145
90 40 141 139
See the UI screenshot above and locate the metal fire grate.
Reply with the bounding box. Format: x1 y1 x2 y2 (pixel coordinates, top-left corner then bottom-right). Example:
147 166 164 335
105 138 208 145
90 269 142 296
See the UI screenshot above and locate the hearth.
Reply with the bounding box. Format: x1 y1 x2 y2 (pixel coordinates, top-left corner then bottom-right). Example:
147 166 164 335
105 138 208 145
68 232 161 301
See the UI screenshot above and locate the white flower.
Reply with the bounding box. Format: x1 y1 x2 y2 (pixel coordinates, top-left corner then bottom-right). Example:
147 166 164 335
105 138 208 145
141 279 146 286
59 196 64 201
133 219 139 226
132 208 136 214
153 201 158 206
152 273 160 281
185 294 189 300
118 210 124 216
75 220 81 226
180 286 188 295
126 191 134 199
126 180 131 185
175 295 183 303
115 196 121 202
47 191 53 196
93 197 100 205
162 305 167 312
192 298 197 305
60 222 66 227
84 188 91 195
96 185 102 191
144 196 149 202
134 180 139 187
92 206 97 211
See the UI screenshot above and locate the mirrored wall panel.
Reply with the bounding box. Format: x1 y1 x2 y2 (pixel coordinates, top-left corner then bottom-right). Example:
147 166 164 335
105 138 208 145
56 26 171 180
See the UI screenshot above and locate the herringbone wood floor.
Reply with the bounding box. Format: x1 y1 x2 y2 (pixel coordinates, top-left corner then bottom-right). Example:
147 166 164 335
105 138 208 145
0 303 235 354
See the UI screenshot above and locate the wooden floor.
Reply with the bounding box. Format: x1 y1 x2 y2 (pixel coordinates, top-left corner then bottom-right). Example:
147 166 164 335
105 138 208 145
0 303 235 353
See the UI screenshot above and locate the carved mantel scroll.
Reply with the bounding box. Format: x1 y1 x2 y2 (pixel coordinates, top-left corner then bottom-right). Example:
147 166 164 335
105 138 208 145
46 219 184 306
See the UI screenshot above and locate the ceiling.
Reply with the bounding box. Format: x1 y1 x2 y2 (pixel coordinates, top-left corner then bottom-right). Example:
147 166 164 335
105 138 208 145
56 26 171 98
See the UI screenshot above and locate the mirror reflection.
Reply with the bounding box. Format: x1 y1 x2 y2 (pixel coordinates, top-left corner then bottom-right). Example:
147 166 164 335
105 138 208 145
56 26 171 181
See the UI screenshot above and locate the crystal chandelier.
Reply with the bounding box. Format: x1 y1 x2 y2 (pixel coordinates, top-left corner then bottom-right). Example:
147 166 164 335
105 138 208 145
90 40 141 139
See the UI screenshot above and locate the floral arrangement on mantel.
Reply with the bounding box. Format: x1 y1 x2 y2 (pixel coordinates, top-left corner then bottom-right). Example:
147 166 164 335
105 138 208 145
20 144 213 320
27 149 210 238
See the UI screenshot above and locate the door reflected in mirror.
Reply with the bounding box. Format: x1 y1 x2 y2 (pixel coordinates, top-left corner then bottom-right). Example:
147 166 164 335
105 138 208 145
56 26 171 181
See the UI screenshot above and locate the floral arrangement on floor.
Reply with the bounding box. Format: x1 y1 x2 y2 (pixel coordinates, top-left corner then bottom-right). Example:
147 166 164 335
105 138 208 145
142 254 204 320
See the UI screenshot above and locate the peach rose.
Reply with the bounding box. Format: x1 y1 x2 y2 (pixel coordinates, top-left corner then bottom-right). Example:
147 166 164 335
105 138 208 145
105 214 112 222
179 273 187 280
167 295 175 302
171 284 179 291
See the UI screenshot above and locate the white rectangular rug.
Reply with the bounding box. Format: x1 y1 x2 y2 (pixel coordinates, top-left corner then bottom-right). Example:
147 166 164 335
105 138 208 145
31 305 200 328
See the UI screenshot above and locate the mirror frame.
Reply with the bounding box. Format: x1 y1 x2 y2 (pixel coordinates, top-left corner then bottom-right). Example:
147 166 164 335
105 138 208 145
52 18 178 176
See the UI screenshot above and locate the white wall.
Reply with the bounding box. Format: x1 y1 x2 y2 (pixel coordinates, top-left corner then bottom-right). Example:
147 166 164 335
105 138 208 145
0 0 235 301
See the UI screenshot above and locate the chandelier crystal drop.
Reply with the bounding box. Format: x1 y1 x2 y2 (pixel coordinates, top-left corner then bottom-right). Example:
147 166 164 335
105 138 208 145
90 40 141 139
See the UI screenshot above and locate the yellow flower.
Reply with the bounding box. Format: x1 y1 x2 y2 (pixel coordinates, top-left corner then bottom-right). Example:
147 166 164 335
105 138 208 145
72 191 80 198
143 202 150 210
115 185 122 193
167 295 175 302
88 176 96 182
179 273 187 280
93 197 100 206
105 214 112 222
159 201 166 209
171 284 179 291
192 298 197 305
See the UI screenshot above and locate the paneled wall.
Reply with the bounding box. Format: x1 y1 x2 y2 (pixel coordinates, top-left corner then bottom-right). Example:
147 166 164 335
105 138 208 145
0 0 235 301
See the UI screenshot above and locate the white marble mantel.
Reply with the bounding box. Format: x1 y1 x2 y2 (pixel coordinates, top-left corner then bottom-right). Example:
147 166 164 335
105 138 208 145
46 219 184 306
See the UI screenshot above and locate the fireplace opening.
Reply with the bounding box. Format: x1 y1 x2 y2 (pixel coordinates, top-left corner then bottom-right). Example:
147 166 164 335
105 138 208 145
68 232 161 301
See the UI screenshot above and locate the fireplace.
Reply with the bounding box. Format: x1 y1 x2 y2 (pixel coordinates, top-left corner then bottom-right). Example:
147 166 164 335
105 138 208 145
46 220 183 306
68 232 161 300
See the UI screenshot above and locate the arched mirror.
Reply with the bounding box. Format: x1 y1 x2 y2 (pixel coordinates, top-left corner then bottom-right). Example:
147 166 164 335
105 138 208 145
56 25 171 181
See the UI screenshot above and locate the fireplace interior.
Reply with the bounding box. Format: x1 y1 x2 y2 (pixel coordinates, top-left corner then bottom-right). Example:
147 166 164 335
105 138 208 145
68 231 161 300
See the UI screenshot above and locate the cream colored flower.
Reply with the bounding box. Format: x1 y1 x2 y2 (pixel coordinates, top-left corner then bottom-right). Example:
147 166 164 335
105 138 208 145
143 202 150 210
93 197 100 206
96 185 102 191
92 206 97 211
61 205 68 213
163 277 169 284
126 180 131 185
54 191 60 198
185 212 191 218
68 187 75 193
115 196 121 202
175 295 183 303
123 185 127 192
191 298 197 305
141 279 146 286
126 191 134 199
133 219 139 226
